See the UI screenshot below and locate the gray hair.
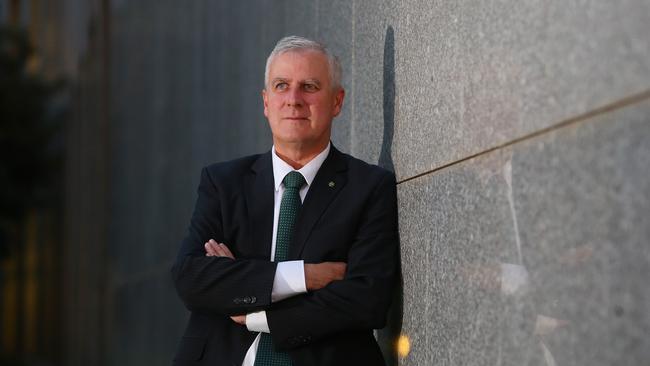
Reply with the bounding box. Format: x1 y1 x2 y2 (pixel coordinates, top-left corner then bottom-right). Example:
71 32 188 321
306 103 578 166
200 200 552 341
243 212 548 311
264 35 343 90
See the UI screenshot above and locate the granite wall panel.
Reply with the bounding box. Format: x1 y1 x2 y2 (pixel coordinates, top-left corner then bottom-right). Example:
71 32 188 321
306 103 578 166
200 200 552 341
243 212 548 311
349 1 397 168
396 100 650 365
351 0 650 181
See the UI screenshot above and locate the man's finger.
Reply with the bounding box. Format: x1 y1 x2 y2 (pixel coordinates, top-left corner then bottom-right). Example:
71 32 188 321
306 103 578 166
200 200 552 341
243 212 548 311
219 244 235 258
211 241 228 257
208 240 224 256
204 242 218 256
208 239 234 259
204 243 215 255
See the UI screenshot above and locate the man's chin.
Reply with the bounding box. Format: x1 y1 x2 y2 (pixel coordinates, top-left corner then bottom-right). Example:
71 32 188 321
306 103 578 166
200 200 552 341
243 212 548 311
276 137 311 146
273 131 312 143
274 135 331 150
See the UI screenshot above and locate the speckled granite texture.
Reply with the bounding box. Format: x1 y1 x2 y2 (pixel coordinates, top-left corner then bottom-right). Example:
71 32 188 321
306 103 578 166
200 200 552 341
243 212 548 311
395 101 650 365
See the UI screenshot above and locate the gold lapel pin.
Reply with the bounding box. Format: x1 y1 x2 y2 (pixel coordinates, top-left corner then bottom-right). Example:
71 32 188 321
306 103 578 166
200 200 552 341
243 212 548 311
328 181 335 188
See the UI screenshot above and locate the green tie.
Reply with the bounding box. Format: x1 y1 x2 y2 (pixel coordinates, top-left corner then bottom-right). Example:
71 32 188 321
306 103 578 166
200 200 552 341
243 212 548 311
254 171 306 366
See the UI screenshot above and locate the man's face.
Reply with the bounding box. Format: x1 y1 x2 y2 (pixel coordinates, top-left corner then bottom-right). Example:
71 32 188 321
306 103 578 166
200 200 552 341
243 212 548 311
263 50 344 149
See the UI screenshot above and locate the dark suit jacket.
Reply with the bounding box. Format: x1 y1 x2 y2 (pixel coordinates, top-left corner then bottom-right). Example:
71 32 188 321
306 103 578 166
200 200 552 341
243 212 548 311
171 145 399 366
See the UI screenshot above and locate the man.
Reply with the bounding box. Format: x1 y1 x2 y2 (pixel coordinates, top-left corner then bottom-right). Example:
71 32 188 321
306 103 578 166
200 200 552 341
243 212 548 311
172 36 399 366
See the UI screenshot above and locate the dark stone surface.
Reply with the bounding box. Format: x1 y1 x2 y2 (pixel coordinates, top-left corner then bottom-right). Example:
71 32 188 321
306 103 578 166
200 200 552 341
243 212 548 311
354 0 650 181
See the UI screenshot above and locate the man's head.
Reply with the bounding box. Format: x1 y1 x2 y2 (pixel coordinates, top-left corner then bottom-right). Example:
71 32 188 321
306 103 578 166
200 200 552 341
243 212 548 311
263 36 345 153
264 36 342 90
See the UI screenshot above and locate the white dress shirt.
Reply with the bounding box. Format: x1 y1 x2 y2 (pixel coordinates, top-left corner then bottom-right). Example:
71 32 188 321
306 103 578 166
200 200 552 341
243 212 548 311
241 143 331 366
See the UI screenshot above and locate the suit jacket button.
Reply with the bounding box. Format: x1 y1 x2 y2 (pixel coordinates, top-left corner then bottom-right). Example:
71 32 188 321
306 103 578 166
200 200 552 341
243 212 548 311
243 296 252 304
233 298 242 304
250 296 257 303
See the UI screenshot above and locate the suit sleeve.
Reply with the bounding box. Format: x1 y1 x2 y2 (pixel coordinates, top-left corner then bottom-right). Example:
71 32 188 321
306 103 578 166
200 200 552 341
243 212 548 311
266 171 400 350
171 167 277 315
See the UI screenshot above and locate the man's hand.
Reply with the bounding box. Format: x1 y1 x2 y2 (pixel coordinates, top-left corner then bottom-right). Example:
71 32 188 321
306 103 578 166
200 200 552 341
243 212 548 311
230 314 246 326
304 262 347 291
204 239 234 259
204 239 243 325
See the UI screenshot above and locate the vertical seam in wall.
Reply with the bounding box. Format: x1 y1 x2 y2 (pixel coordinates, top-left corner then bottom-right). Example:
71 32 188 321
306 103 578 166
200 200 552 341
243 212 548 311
351 0 356 154
100 0 111 364
396 89 650 185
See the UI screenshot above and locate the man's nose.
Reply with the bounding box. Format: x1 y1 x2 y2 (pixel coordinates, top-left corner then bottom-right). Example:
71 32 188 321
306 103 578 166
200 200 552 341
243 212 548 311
285 88 304 108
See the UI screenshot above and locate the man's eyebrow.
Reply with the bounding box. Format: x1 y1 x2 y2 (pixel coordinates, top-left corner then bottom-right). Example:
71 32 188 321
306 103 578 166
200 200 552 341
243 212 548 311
302 79 321 86
271 77 289 84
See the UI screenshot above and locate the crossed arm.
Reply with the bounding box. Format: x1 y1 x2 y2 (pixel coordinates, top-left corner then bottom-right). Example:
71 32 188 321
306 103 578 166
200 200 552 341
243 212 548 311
203 239 346 326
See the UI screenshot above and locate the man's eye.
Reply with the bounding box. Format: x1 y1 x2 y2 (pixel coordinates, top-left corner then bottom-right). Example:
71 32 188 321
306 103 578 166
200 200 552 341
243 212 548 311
303 84 318 92
275 82 288 90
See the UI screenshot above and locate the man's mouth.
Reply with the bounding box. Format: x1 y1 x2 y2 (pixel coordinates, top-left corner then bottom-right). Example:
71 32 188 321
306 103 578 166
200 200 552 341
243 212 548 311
283 117 309 121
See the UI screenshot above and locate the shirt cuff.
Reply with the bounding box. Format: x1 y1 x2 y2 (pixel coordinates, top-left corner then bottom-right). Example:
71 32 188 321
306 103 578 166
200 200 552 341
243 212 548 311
271 260 307 302
246 311 270 333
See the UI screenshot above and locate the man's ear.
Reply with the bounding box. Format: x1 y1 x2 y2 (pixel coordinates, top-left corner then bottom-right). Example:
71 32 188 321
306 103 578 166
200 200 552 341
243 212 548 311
332 88 345 117
262 89 269 117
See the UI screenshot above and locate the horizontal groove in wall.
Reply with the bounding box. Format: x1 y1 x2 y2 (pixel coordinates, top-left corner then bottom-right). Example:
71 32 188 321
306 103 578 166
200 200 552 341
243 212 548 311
397 89 650 185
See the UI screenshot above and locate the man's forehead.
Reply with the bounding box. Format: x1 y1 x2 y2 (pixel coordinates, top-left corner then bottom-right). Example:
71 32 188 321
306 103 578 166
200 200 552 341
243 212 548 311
270 76 322 83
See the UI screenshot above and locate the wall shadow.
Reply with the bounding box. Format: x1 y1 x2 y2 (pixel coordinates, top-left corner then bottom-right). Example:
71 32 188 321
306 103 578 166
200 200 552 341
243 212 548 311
378 27 395 173
376 25 404 366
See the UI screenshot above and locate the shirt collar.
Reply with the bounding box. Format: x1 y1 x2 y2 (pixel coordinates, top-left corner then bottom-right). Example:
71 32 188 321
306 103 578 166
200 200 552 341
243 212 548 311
271 142 331 191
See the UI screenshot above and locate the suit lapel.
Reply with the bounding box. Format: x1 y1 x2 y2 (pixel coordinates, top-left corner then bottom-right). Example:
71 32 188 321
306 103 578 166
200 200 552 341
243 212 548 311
244 151 274 259
289 146 348 259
